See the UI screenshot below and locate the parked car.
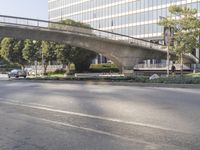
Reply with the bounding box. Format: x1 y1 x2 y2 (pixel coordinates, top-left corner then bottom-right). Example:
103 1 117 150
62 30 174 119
8 69 27 78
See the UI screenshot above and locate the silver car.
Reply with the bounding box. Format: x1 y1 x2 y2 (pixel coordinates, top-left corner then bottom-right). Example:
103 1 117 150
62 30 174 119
8 69 27 78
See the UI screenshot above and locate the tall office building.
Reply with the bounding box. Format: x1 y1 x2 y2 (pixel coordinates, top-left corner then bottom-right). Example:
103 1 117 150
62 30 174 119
48 0 200 62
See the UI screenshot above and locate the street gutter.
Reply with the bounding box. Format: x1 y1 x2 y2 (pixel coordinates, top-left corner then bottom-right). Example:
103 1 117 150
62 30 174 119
2 78 200 89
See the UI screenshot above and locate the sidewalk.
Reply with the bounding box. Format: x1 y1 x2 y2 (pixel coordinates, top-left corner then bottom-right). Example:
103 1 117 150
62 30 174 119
0 74 8 80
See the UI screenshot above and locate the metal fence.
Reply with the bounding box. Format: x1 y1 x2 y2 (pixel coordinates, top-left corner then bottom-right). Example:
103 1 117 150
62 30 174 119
134 63 192 70
25 65 63 75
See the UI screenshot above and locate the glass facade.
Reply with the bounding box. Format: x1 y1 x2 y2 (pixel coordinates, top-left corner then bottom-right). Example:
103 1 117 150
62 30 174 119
48 0 200 40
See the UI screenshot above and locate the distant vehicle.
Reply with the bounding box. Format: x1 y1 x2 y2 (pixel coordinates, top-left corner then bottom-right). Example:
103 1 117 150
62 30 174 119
8 69 27 78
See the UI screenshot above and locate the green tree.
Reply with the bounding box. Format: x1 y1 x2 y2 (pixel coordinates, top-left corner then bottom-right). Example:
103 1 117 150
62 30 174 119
50 19 91 29
41 41 56 74
22 40 41 64
55 44 72 69
13 40 27 68
0 38 27 68
0 38 13 62
159 5 200 75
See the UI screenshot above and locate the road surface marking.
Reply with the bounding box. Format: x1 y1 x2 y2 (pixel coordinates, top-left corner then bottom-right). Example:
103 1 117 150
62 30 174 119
0 97 183 133
26 116 178 149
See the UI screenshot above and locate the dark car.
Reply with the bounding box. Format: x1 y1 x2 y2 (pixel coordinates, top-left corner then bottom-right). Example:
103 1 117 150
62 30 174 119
8 69 27 78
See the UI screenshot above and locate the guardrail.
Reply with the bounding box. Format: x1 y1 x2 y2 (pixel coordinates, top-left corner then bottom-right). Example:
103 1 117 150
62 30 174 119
134 63 192 70
0 15 166 51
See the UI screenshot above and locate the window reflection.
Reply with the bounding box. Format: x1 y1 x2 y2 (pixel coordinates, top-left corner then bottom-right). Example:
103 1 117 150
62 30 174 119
48 0 200 39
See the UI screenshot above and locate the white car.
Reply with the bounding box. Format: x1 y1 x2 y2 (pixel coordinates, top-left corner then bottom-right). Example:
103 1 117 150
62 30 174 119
8 69 27 78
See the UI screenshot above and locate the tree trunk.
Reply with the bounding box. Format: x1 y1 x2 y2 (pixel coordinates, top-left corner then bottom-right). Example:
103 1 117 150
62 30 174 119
66 63 71 75
180 52 183 76
21 64 25 71
62 63 67 69
44 64 48 75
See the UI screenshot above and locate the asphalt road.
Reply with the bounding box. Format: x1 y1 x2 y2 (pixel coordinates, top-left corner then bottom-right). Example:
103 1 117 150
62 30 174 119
0 80 200 150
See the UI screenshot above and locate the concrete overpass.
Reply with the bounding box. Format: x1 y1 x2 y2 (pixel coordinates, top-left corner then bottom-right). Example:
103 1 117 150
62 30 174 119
0 15 198 74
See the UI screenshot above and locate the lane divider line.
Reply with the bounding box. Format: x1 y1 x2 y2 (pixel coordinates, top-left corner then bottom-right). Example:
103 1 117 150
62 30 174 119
28 116 178 149
0 97 183 133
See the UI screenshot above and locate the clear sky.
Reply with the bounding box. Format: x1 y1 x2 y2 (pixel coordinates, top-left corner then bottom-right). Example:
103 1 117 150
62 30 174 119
0 0 48 20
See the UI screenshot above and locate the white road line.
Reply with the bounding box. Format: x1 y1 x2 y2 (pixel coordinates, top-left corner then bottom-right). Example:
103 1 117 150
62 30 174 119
0 98 54 109
35 117 180 149
4 112 165 148
0 97 182 133
37 117 143 143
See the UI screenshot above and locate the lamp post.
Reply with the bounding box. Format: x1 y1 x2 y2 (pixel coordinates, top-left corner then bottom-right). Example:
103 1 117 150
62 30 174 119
33 40 37 77
159 16 171 77
34 60 38 78
39 48 44 77
33 40 44 77
164 26 174 77
160 16 174 77
60 0 63 21
167 43 170 77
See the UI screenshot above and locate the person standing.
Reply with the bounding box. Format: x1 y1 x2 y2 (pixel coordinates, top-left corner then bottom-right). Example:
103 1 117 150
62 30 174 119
171 64 176 76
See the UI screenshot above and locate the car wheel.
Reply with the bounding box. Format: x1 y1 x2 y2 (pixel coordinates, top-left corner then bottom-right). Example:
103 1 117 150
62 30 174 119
24 76 26 78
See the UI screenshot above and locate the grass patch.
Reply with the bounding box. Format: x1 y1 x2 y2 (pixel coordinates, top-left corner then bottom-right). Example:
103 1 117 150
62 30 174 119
89 63 119 73
186 72 200 77
90 63 118 69
48 73 64 77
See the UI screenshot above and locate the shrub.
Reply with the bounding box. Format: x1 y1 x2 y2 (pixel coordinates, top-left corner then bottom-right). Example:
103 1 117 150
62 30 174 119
89 64 119 73
54 68 66 74
47 68 66 75
149 76 200 84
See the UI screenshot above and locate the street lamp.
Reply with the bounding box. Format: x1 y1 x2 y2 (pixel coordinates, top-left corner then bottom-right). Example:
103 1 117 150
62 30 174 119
33 40 44 77
33 40 37 77
164 27 171 77
41 49 44 77
60 0 63 21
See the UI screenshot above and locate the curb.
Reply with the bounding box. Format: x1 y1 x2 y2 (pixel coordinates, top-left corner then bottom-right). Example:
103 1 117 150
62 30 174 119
3 79 200 89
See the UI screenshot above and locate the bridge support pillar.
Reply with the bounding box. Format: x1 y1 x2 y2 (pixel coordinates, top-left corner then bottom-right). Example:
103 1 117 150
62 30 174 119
122 66 135 77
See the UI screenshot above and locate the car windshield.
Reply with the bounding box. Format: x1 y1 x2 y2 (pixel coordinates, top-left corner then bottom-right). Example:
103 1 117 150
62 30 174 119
11 69 19 73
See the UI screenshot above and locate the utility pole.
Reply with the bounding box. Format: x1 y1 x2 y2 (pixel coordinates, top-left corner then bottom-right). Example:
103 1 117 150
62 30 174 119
164 27 171 77
160 16 173 77
39 48 44 77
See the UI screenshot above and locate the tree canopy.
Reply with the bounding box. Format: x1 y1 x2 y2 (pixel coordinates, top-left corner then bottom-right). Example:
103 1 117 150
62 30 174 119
159 5 200 57
22 39 41 64
159 5 200 75
0 38 27 68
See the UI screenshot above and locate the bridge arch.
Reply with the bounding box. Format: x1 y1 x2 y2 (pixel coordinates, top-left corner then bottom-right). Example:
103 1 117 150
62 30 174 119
0 15 198 74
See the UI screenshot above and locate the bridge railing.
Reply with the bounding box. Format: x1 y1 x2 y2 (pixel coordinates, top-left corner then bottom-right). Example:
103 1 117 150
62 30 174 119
134 63 192 70
0 15 166 51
